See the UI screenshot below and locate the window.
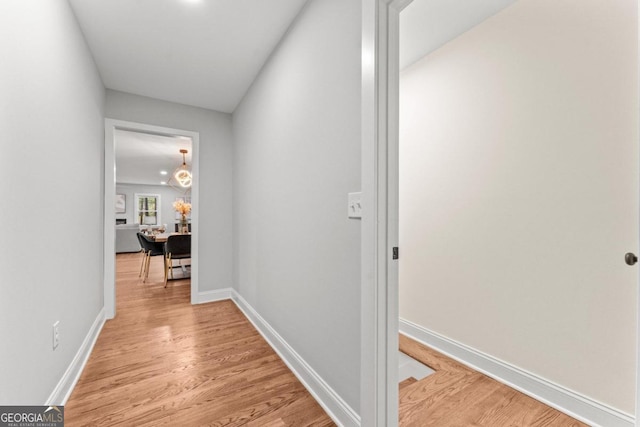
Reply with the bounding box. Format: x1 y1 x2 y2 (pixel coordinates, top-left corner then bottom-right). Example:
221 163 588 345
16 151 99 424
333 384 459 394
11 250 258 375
135 193 161 225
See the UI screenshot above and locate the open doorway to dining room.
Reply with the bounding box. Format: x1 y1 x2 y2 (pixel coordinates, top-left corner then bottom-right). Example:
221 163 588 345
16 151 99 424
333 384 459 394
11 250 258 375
104 119 200 319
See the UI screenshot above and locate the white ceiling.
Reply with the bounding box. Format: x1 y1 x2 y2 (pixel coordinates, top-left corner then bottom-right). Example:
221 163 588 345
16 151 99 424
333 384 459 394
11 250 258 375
74 0 518 184
67 0 309 113
115 129 192 186
400 0 518 70
67 0 520 112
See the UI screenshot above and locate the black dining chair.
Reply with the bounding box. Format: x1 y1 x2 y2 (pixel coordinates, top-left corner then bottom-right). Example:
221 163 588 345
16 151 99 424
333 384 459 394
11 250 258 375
136 232 147 278
138 233 165 283
164 234 191 287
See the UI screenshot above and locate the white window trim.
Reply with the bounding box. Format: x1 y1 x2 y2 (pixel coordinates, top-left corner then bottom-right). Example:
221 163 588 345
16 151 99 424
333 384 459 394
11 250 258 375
134 193 161 226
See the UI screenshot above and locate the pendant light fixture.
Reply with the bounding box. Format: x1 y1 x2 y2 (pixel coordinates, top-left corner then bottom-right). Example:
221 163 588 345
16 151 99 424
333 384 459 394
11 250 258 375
174 149 192 187
168 149 192 191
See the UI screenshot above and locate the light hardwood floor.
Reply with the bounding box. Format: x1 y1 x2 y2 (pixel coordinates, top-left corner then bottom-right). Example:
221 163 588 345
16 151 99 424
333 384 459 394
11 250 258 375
398 334 587 426
65 253 334 426
66 253 588 426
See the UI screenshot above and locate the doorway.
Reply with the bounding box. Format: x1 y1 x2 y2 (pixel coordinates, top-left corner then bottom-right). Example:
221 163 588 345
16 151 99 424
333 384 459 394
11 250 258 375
361 0 639 425
104 119 200 318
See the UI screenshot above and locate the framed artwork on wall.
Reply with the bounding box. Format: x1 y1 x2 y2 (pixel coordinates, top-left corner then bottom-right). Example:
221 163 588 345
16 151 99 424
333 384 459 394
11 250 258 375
115 194 126 213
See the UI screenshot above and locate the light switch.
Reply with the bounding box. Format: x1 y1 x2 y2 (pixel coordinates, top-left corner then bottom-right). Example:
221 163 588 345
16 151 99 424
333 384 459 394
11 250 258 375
348 192 362 219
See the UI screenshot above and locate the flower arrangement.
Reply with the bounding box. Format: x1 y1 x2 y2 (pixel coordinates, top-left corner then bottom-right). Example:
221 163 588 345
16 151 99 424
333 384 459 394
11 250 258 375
173 200 192 218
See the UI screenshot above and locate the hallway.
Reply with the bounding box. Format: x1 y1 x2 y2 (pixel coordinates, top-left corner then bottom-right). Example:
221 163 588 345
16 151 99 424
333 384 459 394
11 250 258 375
65 253 333 426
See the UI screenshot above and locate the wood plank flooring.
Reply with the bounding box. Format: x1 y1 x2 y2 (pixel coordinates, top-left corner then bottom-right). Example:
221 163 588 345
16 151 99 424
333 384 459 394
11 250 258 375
65 253 334 426
398 334 588 426
66 252 589 426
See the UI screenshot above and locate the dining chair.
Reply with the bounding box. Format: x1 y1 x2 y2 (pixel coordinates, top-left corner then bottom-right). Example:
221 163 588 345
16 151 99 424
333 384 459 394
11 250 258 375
136 232 147 278
139 233 165 282
164 234 191 287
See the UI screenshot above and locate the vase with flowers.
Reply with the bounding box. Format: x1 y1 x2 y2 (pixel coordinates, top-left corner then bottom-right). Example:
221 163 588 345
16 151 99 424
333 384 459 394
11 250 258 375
173 200 192 234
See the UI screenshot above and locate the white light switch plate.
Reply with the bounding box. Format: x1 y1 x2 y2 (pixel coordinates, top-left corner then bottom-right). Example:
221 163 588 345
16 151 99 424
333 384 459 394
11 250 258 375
348 192 362 219
53 321 60 350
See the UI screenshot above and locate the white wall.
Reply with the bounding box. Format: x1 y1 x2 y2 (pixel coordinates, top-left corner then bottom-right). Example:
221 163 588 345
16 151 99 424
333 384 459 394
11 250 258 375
399 0 638 414
232 0 362 412
105 90 233 292
0 0 105 404
115 183 185 230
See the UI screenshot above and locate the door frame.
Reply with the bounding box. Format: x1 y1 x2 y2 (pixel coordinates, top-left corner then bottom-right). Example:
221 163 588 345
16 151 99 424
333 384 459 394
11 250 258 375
103 118 200 319
636 1 640 419
360 0 412 425
363 1 640 426
637 3 640 422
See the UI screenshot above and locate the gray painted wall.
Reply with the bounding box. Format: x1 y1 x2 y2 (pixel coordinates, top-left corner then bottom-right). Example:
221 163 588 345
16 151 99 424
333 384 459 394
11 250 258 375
105 90 233 292
0 0 105 404
232 0 362 412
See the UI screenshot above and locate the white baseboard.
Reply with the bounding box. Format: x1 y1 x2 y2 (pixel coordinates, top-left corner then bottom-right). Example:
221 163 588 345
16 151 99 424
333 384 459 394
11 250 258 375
47 289 357 425
232 291 360 427
192 287 234 304
399 318 634 427
46 308 106 405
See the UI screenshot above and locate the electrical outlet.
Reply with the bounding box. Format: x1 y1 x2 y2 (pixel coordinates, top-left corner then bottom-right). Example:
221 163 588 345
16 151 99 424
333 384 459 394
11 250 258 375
53 321 60 350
